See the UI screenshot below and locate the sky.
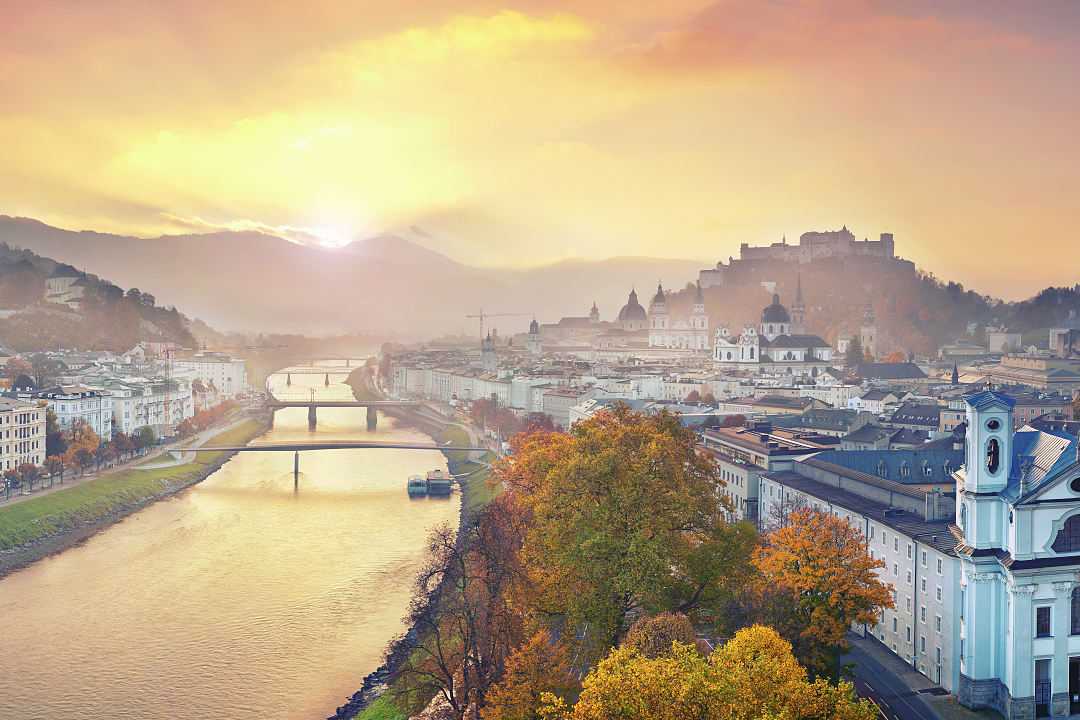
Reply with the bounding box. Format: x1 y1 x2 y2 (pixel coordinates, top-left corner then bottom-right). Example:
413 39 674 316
3 0 1079 299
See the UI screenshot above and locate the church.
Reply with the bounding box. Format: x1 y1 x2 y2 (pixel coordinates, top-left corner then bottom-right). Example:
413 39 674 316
647 282 711 351
712 283 833 374
954 391 1080 719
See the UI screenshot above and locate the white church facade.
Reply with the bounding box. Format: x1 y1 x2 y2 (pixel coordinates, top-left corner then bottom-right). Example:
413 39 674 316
712 289 833 375
647 282 711 351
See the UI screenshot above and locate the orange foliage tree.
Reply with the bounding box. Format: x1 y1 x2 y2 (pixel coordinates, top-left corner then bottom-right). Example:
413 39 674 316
482 631 578 720
753 508 893 678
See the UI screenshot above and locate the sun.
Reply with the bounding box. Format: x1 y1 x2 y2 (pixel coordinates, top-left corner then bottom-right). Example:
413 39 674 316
309 223 355 249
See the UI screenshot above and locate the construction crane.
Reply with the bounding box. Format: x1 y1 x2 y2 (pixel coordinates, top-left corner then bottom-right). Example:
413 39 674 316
465 310 531 338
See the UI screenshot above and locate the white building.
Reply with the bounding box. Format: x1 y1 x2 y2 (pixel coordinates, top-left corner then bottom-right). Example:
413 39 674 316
44 265 86 310
954 391 1080 718
0 398 46 470
648 283 711 351
36 386 113 439
103 378 194 436
173 353 247 399
713 293 833 375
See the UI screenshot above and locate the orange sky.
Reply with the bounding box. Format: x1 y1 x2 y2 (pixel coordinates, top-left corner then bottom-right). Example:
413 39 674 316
2 0 1078 299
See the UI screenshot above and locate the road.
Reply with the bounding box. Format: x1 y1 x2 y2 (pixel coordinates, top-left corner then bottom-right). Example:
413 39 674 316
844 641 940 720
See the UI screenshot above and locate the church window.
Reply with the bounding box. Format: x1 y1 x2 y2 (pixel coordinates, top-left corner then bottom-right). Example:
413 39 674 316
877 460 888 478
1070 477 1080 494
749 347 755 359
959 505 967 534
1071 588 1080 635
900 463 911 479
1036 606 1052 637
1052 515 1080 553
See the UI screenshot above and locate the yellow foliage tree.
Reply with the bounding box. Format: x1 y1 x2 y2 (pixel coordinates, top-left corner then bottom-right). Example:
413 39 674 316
753 508 893 678
482 631 578 720
540 625 875 720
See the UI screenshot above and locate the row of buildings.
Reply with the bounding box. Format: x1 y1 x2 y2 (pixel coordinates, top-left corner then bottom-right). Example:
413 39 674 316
0 347 249 469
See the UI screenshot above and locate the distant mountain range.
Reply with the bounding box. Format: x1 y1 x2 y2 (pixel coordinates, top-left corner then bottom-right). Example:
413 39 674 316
0 216 704 339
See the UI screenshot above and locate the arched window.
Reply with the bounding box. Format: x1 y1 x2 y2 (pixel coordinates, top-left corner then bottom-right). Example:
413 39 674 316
750 347 755 359
877 460 888 479
1072 587 1080 636
1053 515 1080 553
960 504 967 533
900 462 911 479
924 461 934 478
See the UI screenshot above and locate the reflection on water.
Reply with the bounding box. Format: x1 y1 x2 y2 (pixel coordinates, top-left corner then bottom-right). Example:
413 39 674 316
0 369 459 720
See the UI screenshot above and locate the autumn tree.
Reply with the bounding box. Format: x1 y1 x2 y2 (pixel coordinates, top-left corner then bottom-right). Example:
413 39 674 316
622 613 696 659
541 625 875 720
45 455 65 485
18 463 39 492
685 390 701 403
497 406 742 658
482 631 578 720
394 495 529 719
754 508 893 678
3 356 32 380
45 409 67 457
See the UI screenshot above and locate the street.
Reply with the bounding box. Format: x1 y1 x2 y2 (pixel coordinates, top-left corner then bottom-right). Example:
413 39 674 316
844 640 940 720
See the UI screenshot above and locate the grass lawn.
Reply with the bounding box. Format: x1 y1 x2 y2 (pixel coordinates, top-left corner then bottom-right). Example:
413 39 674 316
355 695 407 720
436 426 499 515
0 419 266 551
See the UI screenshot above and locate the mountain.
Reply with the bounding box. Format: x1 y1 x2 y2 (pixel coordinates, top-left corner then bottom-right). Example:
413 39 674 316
0 217 705 338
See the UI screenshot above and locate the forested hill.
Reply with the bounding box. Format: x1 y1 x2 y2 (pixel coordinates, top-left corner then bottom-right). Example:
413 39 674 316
0 242 197 351
662 257 1080 356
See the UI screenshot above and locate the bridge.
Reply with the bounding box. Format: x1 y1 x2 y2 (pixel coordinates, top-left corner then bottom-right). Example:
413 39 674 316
273 367 355 389
265 399 421 431
185 441 490 489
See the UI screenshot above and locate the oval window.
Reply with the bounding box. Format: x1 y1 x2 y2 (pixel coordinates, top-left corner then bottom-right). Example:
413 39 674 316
987 419 1001 431
987 438 1001 474
1071 477 1080 494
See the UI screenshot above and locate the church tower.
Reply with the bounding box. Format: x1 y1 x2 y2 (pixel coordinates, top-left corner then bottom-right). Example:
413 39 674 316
589 301 600 324
649 282 668 331
791 273 806 334
860 301 877 360
691 282 709 350
526 317 542 357
481 332 497 373
957 390 1014 547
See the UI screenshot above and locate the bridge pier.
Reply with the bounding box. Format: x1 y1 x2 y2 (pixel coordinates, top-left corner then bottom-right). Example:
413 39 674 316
324 373 330 387
294 450 299 490
286 373 292 387
367 406 377 432
308 404 317 430
346 359 351 367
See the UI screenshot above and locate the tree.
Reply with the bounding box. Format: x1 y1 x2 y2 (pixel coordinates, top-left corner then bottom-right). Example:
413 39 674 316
18 463 39 492
45 455 65 485
133 425 157 452
74 447 94 476
28 353 65 388
482 631 578 720
177 418 197 438
882 351 906 363
45 409 67 457
844 336 864 369
622 613 696 659
394 496 529 719
498 406 739 658
701 392 718 405
685 390 701 403
3 468 18 499
542 626 875 720
720 414 746 428
3 356 32 380
753 509 894 678
113 431 134 459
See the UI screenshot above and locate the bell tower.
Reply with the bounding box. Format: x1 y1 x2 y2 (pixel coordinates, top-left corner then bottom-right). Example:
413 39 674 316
957 390 1014 550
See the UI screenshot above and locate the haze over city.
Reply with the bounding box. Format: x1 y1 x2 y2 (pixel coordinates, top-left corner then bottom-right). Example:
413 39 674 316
2 4 1080 720
4 1 1080 297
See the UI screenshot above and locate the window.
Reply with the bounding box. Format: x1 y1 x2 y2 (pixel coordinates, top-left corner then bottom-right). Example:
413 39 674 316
1036 606 1052 637
907 544 912 559
936 586 943 602
937 558 943 574
920 606 927 622
1035 659 1052 718
920 636 926 652
894 538 899 552
921 578 927 592
906 626 911 642
893 563 899 577
936 616 942 632
893 617 898 632
1052 515 1080 553
922 550 927 567
1072 588 1080 636
936 647 941 664
907 571 912 585
869 525 875 539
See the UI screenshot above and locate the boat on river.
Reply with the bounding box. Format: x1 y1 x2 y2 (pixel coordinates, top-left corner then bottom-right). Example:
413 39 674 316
425 469 453 495
407 475 428 496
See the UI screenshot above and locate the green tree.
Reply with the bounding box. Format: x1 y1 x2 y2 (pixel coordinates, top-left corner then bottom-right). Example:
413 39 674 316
45 409 67 457
622 613 696 659
133 425 157 452
844 336 864 368
499 406 741 658
45 455 65 485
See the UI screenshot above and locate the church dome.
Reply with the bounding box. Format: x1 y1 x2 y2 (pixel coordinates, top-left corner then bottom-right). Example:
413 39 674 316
761 294 791 324
617 289 647 323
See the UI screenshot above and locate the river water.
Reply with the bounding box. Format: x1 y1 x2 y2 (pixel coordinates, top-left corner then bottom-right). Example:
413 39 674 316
0 367 459 720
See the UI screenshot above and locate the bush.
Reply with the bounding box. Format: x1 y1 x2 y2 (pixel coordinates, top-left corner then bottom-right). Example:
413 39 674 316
622 612 696 659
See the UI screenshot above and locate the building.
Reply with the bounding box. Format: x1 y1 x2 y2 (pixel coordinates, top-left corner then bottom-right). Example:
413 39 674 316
983 354 1080 393
0 398 46 471
648 282 711 351
541 386 590 429
953 391 1080 718
44 265 86 310
861 302 879 360
104 378 194 436
35 385 113 438
173 352 248 399
699 420 837 521
986 327 1023 355
713 292 833 374
526 318 542 357
849 389 911 415
616 289 648 332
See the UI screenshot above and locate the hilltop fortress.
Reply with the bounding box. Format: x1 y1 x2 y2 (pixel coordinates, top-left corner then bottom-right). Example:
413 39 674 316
700 226 898 288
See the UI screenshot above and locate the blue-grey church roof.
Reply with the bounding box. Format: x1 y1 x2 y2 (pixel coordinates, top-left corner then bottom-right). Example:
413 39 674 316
812 448 964 485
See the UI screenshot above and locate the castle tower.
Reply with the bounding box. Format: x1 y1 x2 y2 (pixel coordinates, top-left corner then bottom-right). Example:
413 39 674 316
791 273 806 334
526 317 542 357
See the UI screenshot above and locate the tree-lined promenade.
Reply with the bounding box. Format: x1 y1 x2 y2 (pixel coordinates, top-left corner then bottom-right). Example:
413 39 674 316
360 405 894 720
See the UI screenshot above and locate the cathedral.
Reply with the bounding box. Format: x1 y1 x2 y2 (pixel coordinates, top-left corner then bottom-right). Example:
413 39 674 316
712 285 833 374
646 282 711 351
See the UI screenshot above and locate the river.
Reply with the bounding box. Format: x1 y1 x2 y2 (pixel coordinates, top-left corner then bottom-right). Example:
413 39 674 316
0 366 459 720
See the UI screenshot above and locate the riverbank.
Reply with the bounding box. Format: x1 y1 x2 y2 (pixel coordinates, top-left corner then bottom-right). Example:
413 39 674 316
0 417 269 579
332 369 499 720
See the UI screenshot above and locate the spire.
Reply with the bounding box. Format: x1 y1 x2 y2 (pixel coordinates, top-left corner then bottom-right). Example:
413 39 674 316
952 363 960 385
